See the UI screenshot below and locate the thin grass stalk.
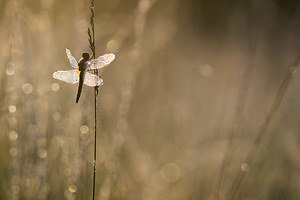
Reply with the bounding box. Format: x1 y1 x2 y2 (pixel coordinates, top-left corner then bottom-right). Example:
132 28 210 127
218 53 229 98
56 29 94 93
215 17 257 199
228 53 300 200
88 0 98 200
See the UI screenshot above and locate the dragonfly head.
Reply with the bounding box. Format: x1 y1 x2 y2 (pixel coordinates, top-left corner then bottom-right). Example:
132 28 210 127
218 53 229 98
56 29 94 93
82 52 90 60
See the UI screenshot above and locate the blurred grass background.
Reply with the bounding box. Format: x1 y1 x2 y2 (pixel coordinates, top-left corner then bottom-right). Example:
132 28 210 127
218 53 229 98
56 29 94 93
1 0 300 199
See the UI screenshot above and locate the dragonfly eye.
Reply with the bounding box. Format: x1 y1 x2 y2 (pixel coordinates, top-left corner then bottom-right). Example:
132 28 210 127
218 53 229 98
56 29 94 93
82 52 90 60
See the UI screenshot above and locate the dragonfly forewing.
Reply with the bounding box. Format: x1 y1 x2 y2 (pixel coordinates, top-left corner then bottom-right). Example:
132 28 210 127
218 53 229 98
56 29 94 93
66 48 78 68
86 53 115 70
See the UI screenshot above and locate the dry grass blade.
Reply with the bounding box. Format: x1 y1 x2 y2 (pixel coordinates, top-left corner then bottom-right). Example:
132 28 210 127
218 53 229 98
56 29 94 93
215 18 257 199
228 53 300 200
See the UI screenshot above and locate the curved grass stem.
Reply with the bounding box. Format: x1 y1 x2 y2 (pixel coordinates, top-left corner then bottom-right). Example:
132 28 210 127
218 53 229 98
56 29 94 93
228 53 300 200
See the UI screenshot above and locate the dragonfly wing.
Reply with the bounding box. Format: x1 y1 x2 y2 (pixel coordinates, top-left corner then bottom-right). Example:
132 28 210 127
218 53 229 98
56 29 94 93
66 48 78 68
86 53 115 70
53 69 79 84
83 72 103 86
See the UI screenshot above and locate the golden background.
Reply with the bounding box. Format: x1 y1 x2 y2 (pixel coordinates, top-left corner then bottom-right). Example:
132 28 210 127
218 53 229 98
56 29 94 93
1 0 300 199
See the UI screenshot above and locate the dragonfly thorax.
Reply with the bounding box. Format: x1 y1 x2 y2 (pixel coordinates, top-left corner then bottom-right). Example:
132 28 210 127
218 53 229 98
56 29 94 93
82 52 90 60
78 52 90 71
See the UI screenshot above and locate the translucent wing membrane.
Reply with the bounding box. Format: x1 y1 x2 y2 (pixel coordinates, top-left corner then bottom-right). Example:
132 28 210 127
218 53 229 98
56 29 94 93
53 70 79 84
84 72 103 86
66 48 78 68
86 53 115 70
53 49 110 94
53 70 103 87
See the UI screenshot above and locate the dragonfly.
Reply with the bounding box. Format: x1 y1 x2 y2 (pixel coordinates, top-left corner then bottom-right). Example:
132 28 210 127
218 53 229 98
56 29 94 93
53 48 115 103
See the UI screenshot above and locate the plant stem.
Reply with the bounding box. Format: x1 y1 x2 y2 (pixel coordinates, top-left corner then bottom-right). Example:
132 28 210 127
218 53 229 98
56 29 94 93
88 0 97 200
228 53 300 200
93 87 98 200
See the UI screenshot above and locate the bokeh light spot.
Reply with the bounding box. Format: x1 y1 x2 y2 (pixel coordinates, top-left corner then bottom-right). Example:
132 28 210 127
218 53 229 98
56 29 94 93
241 163 249 172
107 39 119 52
22 83 33 94
68 184 77 193
37 148 47 159
80 125 89 134
160 162 181 183
6 63 15 75
51 83 60 92
199 64 214 77
8 105 16 113
9 147 18 156
9 131 18 141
